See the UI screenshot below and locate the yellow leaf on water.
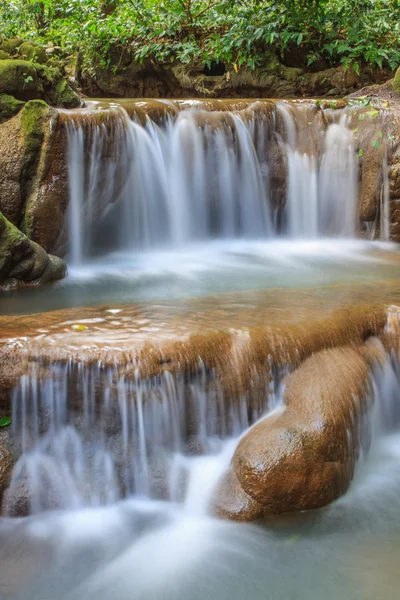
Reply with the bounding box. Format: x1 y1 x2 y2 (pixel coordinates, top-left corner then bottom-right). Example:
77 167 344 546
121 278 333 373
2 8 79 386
72 324 88 332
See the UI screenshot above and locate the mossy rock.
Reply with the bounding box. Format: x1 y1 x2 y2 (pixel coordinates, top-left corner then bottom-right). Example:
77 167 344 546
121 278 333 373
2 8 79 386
393 67 400 94
0 59 80 107
19 42 47 65
0 38 22 55
20 99 49 146
34 63 81 107
0 93 24 124
0 60 39 100
19 100 52 202
0 50 9 60
0 211 66 288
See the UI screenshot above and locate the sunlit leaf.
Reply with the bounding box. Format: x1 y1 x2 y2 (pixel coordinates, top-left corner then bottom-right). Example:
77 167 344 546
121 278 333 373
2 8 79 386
72 324 88 331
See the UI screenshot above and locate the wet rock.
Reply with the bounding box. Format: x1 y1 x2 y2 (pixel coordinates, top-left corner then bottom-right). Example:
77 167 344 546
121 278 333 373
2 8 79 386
0 99 59 226
215 347 374 519
1 475 63 517
0 210 66 289
212 468 265 522
0 430 13 502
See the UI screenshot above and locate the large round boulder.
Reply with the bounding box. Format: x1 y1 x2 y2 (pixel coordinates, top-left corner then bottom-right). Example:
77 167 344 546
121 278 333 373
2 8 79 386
214 346 374 520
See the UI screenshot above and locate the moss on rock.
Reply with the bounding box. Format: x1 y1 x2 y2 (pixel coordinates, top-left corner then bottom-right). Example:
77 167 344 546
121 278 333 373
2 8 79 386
0 38 22 55
19 42 47 64
0 60 38 100
0 210 66 288
0 93 24 124
393 67 400 94
0 50 9 60
0 58 80 108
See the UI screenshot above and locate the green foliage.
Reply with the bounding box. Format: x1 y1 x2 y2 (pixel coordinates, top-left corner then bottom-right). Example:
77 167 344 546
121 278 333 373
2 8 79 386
0 0 399 73
0 416 11 428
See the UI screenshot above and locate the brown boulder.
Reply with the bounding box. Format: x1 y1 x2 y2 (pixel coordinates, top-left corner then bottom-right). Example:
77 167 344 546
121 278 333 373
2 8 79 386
215 347 372 519
212 468 265 522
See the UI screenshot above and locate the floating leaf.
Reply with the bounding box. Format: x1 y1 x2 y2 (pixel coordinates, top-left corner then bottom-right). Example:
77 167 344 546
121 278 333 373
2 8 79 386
372 139 381 149
358 113 366 121
0 416 11 428
72 324 88 332
352 127 359 133
358 148 364 157
366 109 379 119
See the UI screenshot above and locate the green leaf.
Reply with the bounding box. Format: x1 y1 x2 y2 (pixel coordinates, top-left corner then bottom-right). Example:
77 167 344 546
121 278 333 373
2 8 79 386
372 139 381 149
0 416 11 428
358 149 364 157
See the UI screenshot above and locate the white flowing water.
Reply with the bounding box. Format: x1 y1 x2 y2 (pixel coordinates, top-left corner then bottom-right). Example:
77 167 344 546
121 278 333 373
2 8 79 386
2 344 400 600
5 362 282 516
0 100 398 599
66 102 366 265
278 104 358 238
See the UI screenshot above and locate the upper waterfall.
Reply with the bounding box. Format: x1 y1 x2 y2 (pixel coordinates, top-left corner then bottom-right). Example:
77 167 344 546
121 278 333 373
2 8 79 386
64 100 381 265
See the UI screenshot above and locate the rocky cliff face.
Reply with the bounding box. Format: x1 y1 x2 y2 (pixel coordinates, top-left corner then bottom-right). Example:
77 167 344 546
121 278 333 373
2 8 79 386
0 40 79 288
77 51 390 100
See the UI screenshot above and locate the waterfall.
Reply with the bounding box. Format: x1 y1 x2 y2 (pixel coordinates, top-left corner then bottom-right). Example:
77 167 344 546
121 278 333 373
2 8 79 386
278 104 358 238
65 101 374 265
5 362 282 515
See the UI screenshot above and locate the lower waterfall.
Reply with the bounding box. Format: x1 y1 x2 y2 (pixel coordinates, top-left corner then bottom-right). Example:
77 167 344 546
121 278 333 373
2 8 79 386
5 362 281 515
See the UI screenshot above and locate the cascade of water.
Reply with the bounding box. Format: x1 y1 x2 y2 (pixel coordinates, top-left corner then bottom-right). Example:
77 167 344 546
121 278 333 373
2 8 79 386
5 361 282 516
66 112 131 264
6 340 400 518
65 101 389 262
318 115 358 236
278 104 358 237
